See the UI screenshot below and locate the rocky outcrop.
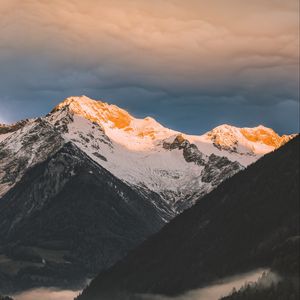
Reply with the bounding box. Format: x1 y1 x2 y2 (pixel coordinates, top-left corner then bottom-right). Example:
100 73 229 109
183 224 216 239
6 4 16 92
163 135 206 166
201 154 242 186
164 134 243 187
0 120 29 135
0 119 65 197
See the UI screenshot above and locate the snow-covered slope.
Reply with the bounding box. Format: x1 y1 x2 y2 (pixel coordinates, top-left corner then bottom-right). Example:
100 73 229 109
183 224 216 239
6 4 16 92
0 120 29 143
47 96 293 210
47 97 242 211
52 96 177 151
0 96 295 293
0 96 294 212
194 123 294 155
51 96 293 162
0 119 65 196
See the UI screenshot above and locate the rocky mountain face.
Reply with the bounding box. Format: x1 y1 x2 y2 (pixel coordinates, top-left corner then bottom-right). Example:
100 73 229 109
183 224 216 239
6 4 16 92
0 143 168 293
163 134 206 165
0 96 294 293
163 134 241 185
0 120 29 135
0 96 293 208
162 134 242 211
77 135 299 300
0 119 65 196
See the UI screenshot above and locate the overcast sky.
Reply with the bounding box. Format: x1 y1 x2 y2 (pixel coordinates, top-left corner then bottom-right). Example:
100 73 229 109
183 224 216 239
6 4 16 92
0 0 299 134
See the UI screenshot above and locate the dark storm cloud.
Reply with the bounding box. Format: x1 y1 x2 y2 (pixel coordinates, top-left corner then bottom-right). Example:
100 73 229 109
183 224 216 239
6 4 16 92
0 0 298 133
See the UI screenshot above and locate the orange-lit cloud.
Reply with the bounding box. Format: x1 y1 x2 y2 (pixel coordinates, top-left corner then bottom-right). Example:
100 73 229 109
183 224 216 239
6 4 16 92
0 0 298 133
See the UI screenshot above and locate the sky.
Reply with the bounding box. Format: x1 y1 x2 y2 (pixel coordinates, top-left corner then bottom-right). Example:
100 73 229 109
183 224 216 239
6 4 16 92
0 0 299 134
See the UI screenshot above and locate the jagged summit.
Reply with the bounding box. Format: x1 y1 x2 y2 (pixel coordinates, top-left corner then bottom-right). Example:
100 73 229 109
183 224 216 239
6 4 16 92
1 96 294 205
202 123 294 154
52 95 133 129
0 119 31 143
240 125 293 148
51 96 294 154
51 96 176 149
52 96 163 130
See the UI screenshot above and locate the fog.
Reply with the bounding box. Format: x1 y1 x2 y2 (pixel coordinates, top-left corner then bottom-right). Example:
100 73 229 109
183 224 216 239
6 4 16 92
13 288 81 300
141 269 276 300
12 269 279 300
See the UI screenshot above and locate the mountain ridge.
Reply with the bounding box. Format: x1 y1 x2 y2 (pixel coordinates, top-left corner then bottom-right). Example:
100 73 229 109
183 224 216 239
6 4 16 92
0 96 295 211
76 135 299 300
49 95 294 153
0 95 296 294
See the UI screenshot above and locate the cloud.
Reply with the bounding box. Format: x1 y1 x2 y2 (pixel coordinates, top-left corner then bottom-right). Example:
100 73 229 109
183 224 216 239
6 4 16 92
13 287 80 300
0 0 298 133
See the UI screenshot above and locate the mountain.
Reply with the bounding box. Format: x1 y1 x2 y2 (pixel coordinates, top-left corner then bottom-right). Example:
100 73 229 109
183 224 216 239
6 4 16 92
1 96 292 210
205 123 293 154
0 142 167 292
76 135 299 300
0 96 294 292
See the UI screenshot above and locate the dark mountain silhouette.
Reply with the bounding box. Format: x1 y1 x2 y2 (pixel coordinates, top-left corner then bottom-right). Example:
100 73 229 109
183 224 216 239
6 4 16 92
0 143 167 293
77 135 299 300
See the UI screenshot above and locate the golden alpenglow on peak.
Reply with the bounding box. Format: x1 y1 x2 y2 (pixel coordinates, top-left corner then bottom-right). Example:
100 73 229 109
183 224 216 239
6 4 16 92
51 96 178 147
240 125 294 148
52 96 133 129
202 124 295 155
50 97 296 153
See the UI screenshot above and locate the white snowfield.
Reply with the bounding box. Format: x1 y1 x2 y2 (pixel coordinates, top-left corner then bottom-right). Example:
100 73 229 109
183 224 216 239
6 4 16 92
0 96 294 210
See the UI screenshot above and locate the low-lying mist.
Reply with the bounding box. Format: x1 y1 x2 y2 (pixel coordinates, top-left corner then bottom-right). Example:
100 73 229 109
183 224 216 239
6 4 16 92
11 269 280 300
141 269 279 300
13 288 81 300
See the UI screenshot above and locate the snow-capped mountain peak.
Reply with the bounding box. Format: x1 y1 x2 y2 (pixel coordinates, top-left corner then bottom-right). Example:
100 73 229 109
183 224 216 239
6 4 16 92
201 123 294 155
51 96 294 155
52 96 177 150
239 125 293 148
1 95 295 211
52 95 133 129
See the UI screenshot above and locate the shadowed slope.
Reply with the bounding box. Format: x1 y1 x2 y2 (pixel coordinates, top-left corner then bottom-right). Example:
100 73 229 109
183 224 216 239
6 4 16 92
77 135 299 299
0 143 167 293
